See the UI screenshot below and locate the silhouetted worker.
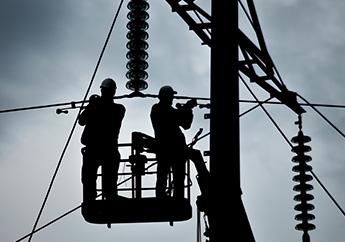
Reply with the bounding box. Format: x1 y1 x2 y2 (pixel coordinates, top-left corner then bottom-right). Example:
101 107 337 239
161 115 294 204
78 78 125 201
150 85 197 198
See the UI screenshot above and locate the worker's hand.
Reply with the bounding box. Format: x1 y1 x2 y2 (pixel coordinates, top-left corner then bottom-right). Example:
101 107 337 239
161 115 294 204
185 98 197 109
87 94 100 110
89 94 100 104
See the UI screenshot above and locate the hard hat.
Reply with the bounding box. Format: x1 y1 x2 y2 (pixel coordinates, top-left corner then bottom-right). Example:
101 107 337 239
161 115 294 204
158 85 177 98
100 78 116 90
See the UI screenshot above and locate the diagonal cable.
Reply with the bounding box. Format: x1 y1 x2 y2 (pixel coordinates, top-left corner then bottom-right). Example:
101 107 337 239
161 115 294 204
26 1 125 241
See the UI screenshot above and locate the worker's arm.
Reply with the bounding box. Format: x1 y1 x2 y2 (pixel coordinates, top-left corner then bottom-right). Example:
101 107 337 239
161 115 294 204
177 99 197 130
78 94 100 126
78 108 89 126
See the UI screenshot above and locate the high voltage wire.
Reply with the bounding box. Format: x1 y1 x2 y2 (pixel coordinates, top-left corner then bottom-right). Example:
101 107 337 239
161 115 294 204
1 96 345 114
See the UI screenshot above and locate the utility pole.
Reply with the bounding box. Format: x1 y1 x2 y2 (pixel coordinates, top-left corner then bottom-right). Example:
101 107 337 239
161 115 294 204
209 1 254 241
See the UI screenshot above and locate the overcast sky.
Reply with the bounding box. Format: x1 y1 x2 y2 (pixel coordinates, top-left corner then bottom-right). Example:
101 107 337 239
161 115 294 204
0 0 344 242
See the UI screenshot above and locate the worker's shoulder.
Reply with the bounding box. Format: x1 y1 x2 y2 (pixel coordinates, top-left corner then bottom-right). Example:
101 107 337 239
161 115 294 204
112 102 126 112
151 102 159 109
113 103 126 110
150 103 167 114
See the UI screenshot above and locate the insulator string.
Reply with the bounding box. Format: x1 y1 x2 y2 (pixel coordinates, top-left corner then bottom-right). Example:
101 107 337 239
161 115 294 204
125 0 150 92
291 115 315 242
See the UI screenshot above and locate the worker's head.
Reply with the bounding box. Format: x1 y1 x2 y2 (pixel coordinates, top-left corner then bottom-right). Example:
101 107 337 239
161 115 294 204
158 85 177 105
100 78 116 99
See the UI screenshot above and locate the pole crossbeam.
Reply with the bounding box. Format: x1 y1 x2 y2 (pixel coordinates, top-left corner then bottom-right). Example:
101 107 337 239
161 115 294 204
165 0 305 115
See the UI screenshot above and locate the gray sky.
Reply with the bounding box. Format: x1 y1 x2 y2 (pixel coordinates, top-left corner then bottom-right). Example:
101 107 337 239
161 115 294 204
0 0 344 242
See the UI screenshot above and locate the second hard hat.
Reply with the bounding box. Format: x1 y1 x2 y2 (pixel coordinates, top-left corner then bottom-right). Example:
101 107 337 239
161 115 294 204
158 85 177 98
100 78 117 90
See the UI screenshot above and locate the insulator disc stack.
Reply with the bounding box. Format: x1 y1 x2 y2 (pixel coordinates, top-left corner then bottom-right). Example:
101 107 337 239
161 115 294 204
125 0 149 92
291 129 315 242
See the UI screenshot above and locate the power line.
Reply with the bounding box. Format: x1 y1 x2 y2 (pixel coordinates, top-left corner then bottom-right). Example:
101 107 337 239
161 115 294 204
0 93 201 114
310 170 345 217
0 101 77 114
15 205 81 242
26 1 125 241
240 99 345 109
1 95 345 114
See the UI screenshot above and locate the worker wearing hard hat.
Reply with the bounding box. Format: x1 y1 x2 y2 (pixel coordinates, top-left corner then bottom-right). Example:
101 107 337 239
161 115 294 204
79 78 126 201
150 85 197 199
